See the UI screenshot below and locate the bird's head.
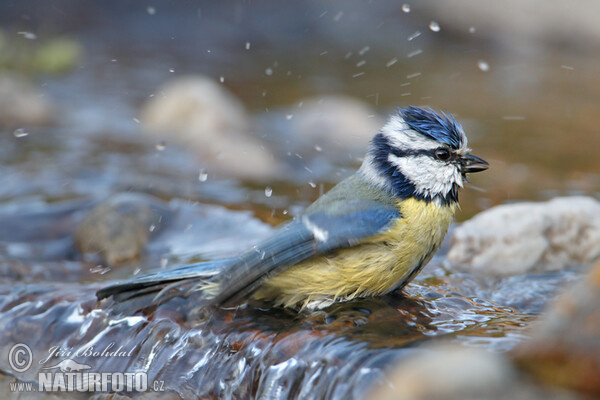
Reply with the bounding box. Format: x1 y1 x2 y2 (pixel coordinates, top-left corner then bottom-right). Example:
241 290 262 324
360 106 488 205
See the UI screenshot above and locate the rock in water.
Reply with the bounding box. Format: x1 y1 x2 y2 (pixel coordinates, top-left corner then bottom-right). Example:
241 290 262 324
367 343 575 400
447 197 600 275
513 261 600 396
287 95 384 155
0 73 53 126
74 193 171 265
140 76 278 180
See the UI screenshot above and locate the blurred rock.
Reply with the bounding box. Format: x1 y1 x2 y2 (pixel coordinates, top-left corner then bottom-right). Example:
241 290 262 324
140 76 278 180
368 343 575 400
0 73 53 126
513 261 600 396
74 193 172 265
447 197 600 276
418 0 600 53
284 95 384 156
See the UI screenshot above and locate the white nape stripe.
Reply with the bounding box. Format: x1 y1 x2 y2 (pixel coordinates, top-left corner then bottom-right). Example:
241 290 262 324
381 114 440 151
388 153 463 199
358 152 391 190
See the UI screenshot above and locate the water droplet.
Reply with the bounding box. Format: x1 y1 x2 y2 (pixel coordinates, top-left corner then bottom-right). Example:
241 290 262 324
17 31 37 40
219 76 225 83
132 117 140 124
429 21 440 32
333 11 344 22
386 58 398 67
264 186 273 197
265 67 273 76
356 60 366 67
402 3 411 13
90 265 111 275
406 72 422 79
283 209 288 215
477 60 490 71
352 72 365 78
358 46 370 56
469 26 476 34
408 31 421 41
155 141 166 151
169 68 175 73
407 49 423 58
245 41 251 50
308 181 317 188
147 6 156 15
13 128 28 138
286 114 294 120
149 224 156 232
198 169 208 182
314 145 322 152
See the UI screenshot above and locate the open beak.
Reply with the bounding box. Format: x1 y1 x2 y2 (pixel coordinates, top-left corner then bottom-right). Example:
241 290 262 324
461 154 489 174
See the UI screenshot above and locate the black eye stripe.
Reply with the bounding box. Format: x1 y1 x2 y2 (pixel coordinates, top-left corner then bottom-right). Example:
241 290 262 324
388 148 449 159
373 134 455 161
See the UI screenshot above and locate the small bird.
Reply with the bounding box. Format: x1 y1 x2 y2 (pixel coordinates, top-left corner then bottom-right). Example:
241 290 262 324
97 106 488 310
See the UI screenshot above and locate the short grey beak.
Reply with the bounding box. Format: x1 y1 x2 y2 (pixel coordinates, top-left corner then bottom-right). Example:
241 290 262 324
461 154 489 174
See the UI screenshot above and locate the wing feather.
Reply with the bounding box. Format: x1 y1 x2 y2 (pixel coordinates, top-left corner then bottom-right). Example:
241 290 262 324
97 200 400 309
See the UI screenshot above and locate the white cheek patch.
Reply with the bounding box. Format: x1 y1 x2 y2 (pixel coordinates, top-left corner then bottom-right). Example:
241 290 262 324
388 154 463 199
381 115 441 151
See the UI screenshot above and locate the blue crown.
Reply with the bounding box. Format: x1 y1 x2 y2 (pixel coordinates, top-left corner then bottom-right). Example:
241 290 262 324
398 106 466 149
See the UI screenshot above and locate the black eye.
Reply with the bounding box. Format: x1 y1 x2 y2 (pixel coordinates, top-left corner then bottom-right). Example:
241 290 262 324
434 148 452 161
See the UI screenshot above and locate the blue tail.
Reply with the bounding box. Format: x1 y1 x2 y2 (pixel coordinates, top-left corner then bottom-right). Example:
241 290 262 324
96 259 233 303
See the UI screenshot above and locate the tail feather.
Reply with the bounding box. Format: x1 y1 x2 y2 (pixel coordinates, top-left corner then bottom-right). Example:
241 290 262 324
96 259 233 309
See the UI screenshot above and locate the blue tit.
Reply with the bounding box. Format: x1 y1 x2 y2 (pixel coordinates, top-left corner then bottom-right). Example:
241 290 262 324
97 106 488 310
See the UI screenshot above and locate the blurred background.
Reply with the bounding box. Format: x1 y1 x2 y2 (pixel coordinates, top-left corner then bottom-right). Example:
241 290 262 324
0 3 599 397
0 0 598 223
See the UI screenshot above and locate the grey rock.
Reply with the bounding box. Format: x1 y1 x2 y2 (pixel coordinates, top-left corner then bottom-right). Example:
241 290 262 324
513 262 600 396
285 95 384 156
368 343 577 400
74 193 171 266
140 75 278 180
447 197 600 276
0 73 53 126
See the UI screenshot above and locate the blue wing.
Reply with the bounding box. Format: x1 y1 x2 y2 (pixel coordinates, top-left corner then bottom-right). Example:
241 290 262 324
97 199 400 307
209 199 400 306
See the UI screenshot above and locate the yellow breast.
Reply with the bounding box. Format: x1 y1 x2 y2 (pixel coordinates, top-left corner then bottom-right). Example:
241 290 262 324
254 198 457 308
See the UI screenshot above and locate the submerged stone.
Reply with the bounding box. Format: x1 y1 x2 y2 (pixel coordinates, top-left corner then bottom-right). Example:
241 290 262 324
513 261 600 396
